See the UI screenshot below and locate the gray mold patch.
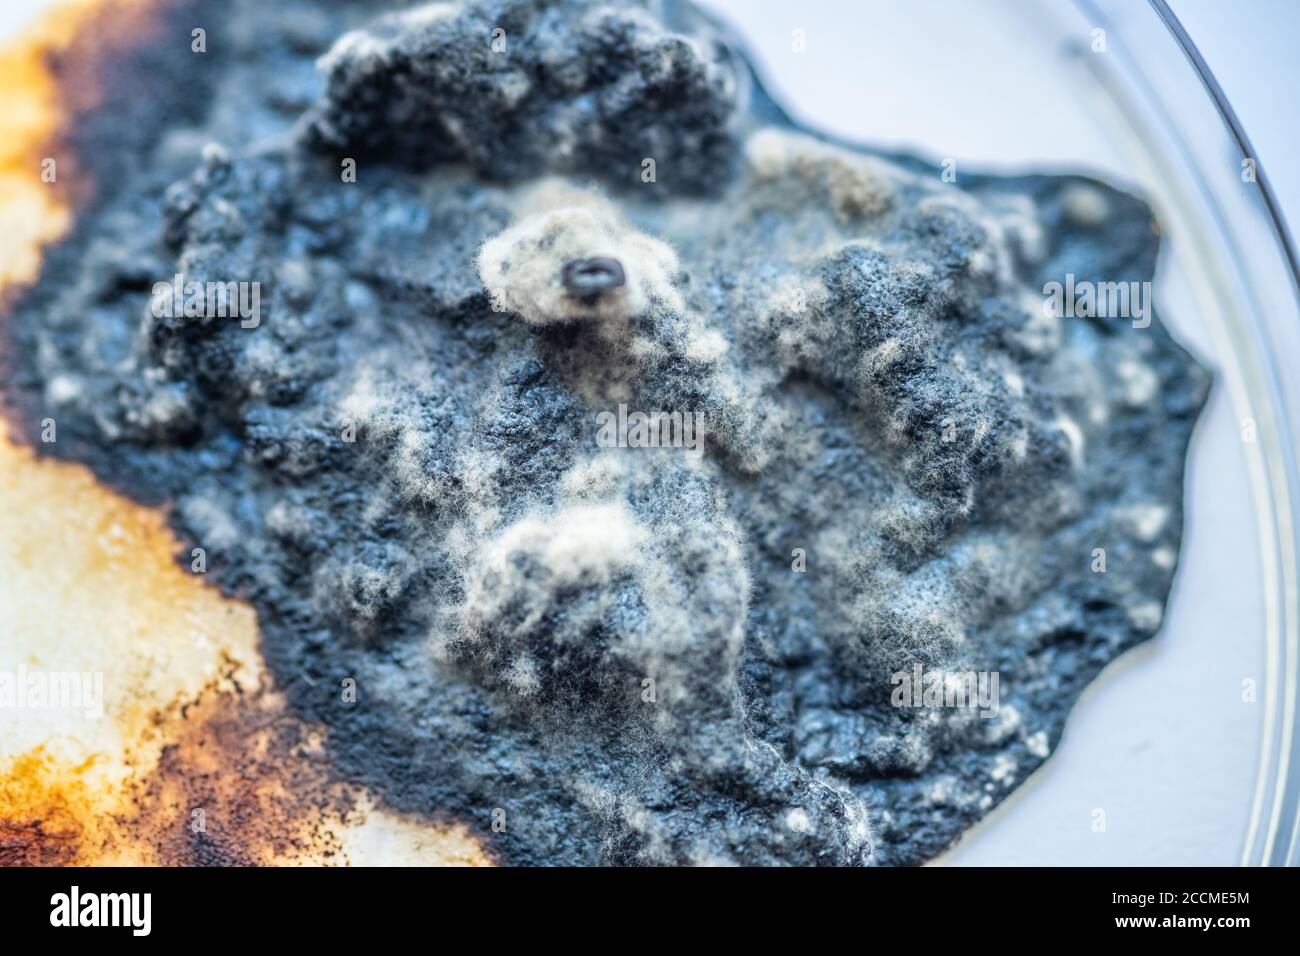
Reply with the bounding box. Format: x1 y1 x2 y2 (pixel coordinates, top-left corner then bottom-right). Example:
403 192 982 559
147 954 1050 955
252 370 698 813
6 0 1208 865
302 0 744 192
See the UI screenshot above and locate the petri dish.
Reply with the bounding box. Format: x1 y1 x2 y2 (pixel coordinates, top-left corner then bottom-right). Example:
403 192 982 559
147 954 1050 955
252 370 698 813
0 0 1294 867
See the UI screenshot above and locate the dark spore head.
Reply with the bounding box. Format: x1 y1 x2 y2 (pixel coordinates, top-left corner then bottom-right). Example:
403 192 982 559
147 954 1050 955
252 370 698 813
562 256 626 305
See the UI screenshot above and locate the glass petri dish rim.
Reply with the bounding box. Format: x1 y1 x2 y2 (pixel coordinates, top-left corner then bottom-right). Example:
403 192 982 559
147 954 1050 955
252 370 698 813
1070 0 1300 866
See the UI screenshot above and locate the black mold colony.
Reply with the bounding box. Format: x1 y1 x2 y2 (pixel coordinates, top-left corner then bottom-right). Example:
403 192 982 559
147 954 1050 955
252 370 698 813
6 0 1208 865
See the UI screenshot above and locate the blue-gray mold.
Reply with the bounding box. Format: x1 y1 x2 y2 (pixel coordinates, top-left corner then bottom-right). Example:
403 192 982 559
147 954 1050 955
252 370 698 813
6 0 1208 865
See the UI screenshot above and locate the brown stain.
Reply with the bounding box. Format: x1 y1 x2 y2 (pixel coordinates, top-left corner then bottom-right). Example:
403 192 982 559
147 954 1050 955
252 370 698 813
119 679 355 866
0 0 491 867
0 749 101 866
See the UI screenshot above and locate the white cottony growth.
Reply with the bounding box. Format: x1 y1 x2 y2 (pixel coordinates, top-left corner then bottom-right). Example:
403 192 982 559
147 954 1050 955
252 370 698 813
477 188 683 324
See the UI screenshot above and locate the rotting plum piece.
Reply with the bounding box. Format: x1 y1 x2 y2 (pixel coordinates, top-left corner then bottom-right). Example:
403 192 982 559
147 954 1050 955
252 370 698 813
5 0 1208 865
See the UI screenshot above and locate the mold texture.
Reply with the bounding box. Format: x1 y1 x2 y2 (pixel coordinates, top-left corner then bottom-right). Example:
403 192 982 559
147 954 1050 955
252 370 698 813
6 0 1208 865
